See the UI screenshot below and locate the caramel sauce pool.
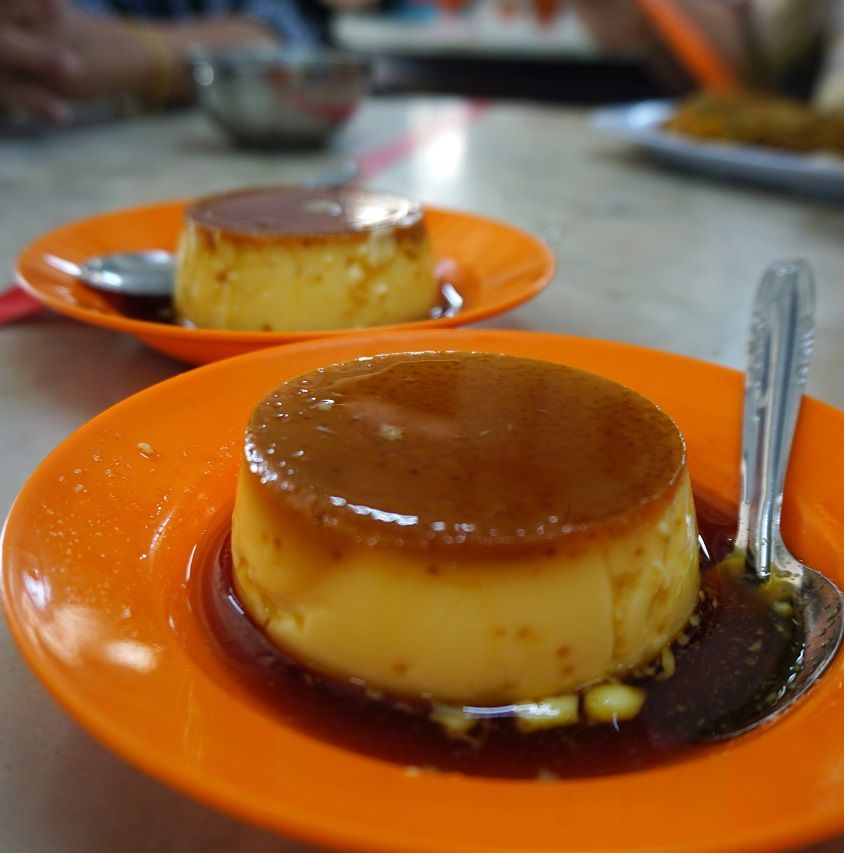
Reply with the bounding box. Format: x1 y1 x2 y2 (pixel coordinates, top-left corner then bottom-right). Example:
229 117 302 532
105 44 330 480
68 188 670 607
193 497 803 779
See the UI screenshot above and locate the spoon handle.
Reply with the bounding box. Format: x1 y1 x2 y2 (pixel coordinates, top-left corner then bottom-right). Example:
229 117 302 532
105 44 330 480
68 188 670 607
735 260 815 581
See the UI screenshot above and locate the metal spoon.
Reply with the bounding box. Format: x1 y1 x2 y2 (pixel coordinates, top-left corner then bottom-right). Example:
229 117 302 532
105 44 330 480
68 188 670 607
719 258 843 737
78 160 360 298
79 250 175 298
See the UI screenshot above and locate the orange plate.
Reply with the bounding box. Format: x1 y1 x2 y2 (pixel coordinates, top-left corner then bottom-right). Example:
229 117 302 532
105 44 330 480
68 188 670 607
14 201 554 364
4 329 844 853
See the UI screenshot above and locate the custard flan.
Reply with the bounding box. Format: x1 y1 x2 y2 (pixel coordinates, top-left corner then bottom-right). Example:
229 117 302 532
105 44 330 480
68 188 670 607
175 186 439 331
230 352 700 706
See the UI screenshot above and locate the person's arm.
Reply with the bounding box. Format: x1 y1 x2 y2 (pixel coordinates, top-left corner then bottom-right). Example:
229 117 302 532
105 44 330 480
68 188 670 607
73 0 371 108
1 0 322 124
571 0 750 89
57 9 282 107
573 0 837 95
0 0 79 123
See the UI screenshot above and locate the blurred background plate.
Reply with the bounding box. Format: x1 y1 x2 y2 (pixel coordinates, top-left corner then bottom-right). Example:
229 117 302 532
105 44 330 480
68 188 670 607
593 100 844 200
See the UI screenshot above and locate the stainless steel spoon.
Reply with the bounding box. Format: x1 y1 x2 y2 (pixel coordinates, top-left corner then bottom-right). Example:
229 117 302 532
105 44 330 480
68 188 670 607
79 250 175 297
78 160 360 298
717 258 843 737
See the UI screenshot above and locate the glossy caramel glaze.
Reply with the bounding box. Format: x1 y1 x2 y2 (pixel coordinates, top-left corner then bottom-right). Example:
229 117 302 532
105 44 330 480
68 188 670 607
245 352 686 553
186 186 422 238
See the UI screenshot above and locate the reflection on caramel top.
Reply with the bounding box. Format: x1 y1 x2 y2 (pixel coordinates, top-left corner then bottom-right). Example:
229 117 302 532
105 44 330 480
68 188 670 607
245 352 686 552
186 186 422 238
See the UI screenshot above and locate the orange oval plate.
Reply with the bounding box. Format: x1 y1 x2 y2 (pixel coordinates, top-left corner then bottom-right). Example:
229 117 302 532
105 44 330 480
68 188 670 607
15 201 554 364
4 329 844 853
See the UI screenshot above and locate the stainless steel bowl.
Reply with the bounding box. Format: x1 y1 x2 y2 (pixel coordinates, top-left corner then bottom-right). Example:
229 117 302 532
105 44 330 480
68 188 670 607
191 48 371 148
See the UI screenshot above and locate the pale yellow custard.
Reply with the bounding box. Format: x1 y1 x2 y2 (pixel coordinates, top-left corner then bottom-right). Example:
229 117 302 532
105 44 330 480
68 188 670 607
230 352 700 706
175 186 439 331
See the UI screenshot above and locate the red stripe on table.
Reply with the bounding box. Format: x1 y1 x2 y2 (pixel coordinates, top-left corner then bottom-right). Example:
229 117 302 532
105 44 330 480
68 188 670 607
0 102 489 328
353 100 489 181
0 286 44 325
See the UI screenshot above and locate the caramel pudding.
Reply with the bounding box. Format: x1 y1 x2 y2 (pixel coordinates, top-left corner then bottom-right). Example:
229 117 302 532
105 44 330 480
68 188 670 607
175 187 439 331
230 352 700 707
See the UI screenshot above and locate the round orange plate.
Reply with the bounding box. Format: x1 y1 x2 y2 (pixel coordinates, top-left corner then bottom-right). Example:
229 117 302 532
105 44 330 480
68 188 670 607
4 329 844 853
15 201 554 364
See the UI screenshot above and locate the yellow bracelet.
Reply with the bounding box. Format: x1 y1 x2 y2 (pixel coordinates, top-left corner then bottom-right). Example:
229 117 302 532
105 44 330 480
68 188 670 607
124 19 174 109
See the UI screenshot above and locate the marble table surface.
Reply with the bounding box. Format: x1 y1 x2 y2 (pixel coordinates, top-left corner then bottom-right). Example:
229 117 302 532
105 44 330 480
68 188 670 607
2 95 844 853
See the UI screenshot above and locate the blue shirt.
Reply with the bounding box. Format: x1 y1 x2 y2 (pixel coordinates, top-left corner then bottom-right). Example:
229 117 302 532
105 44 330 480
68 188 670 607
75 0 326 46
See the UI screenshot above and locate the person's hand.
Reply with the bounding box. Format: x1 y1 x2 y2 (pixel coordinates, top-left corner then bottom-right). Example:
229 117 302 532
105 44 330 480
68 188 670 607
55 7 283 107
53 6 162 103
0 1 174 123
0 0 82 123
2 2 288 125
1 0 63 27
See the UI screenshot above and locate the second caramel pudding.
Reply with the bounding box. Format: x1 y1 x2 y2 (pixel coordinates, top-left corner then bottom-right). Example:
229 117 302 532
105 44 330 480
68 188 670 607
175 186 439 331
231 352 700 706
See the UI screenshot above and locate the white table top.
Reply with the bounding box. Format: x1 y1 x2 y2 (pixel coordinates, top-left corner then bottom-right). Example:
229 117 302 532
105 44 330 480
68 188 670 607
2 96 844 853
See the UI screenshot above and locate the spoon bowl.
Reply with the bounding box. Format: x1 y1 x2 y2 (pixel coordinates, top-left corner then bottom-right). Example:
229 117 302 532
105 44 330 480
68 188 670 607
79 250 175 297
